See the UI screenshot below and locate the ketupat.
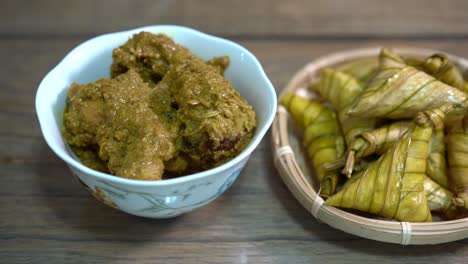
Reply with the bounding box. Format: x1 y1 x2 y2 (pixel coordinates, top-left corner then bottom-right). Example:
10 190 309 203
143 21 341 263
339 111 379 147
447 115 468 209
419 54 466 92
427 129 449 188
325 105 451 222
346 48 468 119
335 57 379 85
341 121 449 188
342 121 411 177
405 54 465 92
310 68 377 145
285 48 467 222
424 176 464 220
349 121 411 156
339 149 460 219
313 68 363 111
280 93 345 196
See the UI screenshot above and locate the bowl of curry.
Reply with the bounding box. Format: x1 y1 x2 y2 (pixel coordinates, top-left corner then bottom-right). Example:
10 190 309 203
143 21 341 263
36 25 276 218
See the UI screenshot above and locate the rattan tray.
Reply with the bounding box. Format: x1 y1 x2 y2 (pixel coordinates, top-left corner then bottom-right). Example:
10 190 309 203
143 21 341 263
272 47 468 244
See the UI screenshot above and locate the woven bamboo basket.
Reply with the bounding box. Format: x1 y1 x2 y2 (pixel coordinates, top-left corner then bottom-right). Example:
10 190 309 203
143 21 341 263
272 47 468 245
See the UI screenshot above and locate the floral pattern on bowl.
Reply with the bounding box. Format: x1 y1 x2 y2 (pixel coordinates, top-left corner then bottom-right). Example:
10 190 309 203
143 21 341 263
70 160 247 218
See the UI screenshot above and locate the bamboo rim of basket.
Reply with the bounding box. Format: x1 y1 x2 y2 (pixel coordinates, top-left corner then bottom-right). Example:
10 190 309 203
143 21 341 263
272 46 468 245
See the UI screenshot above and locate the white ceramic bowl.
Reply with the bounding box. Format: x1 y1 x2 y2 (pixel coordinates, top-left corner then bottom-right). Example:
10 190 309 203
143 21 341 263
35 25 277 218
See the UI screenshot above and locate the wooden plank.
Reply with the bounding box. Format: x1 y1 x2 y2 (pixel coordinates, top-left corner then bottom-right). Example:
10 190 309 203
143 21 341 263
1 163 467 263
2 0 468 37
2 239 468 264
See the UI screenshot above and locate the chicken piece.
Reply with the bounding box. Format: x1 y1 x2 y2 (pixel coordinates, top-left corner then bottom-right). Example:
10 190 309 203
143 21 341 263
111 32 192 84
160 51 256 174
111 32 231 82
64 70 179 180
113 32 256 174
206 56 230 76
63 80 106 147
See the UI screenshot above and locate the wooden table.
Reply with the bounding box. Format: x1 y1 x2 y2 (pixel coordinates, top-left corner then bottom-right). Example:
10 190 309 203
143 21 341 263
2 1 468 263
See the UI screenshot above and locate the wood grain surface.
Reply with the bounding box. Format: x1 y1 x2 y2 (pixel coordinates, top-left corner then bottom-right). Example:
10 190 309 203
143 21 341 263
1 0 468 263
3 0 468 38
